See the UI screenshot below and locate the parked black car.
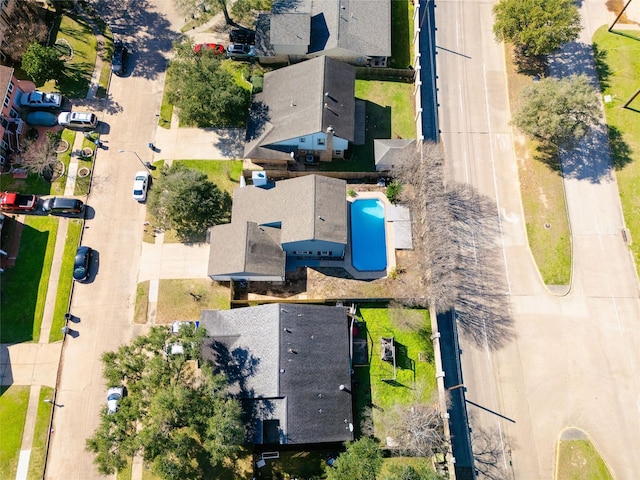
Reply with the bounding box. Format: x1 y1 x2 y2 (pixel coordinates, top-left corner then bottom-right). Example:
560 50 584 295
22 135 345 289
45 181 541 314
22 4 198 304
112 40 129 76
229 28 255 45
42 197 85 216
73 245 92 281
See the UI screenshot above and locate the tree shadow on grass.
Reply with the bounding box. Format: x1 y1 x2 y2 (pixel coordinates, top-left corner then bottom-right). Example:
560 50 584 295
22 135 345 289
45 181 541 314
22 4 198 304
512 46 547 78
57 65 92 98
592 43 612 90
607 125 634 170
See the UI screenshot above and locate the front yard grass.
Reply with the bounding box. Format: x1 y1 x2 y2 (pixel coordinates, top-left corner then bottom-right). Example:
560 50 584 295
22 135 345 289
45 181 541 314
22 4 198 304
556 439 613 480
27 386 54 480
145 160 242 243
134 281 150 324
593 27 640 276
50 129 77 196
504 44 571 286
335 80 415 172
155 279 230 324
47 14 97 97
0 385 30 480
353 305 436 440
49 219 83 343
0 216 58 343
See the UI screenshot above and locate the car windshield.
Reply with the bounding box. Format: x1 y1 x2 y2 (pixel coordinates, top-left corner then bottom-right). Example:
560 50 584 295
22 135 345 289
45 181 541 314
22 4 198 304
74 265 86 277
133 189 143 195
107 393 121 401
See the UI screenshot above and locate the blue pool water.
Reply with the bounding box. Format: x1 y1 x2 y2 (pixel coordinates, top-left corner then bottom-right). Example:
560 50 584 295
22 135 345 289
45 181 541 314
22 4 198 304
350 199 387 271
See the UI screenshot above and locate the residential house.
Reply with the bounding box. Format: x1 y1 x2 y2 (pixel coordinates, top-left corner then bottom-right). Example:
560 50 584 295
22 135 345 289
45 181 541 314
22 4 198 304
254 0 391 67
244 55 362 166
200 303 354 445
0 65 33 170
208 174 347 282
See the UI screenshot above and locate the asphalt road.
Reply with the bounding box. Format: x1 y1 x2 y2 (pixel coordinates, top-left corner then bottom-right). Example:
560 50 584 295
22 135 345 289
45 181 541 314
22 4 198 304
436 1 640 479
45 2 183 478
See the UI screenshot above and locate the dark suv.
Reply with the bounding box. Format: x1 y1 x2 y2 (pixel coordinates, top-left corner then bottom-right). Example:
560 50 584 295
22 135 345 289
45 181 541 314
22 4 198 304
42 197 85 216
229 29 255 45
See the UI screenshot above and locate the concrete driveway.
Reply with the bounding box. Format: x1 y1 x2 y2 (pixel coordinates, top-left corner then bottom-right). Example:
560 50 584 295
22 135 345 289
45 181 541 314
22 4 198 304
436 0 640 478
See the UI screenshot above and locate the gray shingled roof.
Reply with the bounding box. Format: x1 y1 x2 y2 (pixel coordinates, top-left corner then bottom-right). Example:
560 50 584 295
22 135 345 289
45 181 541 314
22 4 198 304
200 303 354 445
270 13 311 46
244 56 355 156
231 175 347 246
266 0 391 58
208 222 286 278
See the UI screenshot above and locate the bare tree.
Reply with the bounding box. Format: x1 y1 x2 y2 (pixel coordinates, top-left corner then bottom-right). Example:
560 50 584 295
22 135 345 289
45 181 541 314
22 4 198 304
394 142 459 312
21 132 60 178
392 141 514 349
383 395 449 458
0 0 48 65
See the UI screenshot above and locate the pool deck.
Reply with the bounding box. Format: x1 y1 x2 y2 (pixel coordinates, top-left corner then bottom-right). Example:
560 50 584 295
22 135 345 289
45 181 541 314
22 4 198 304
286 192 399 281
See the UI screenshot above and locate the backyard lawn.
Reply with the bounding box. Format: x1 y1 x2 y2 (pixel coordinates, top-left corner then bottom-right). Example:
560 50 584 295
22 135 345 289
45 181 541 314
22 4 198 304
332 79 415 172
0 385 30 479
353 305 436 440
593 26 640 276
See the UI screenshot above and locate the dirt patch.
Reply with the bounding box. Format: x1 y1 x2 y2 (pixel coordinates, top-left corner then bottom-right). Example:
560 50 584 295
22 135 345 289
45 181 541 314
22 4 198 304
244 249 426 303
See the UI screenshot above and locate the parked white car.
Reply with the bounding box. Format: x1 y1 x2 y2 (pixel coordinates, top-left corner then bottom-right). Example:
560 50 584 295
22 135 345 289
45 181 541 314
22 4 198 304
57 111 98 129
107 386 124 414
132 171 150 202
20 90 63 109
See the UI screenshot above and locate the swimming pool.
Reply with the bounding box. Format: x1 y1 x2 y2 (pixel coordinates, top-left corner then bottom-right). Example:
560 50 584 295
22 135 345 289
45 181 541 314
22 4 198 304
350 198 387 271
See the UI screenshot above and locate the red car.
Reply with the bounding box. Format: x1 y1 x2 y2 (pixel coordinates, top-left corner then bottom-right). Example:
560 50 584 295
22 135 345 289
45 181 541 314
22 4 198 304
193 43 225 55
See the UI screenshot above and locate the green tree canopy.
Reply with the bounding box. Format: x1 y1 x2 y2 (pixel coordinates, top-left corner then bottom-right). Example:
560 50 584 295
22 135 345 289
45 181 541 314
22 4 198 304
21 42 64 84
147 163 232 241
86 325 244 478
166 38 250 127
326 438 383 480
493 0 581 56
512 74 601 147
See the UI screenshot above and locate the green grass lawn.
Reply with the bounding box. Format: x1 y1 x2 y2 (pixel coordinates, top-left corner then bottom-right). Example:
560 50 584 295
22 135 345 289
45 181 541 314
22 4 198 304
45 14 97 97
0 171 52 196
0 385 30 479
592 27 640 277
49 219 83 343
96 26 114 97
145 160 242 243
155 279 230 324
556 439 613 480
174 160 243 193
134 281 150 324
390 0 414 69
50 130 77 196
504 44 572 285
353 305 436 439
27 386 54 480
330 80 415 172
0 216 58 343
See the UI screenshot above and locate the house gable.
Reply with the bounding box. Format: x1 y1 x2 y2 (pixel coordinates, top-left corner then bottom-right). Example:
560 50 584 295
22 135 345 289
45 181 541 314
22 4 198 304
208 175 347 281
200 303 354 445
244 56 355 162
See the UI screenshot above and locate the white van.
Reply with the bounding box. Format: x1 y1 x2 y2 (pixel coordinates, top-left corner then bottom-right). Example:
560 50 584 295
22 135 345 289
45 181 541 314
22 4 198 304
57 111 98 130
